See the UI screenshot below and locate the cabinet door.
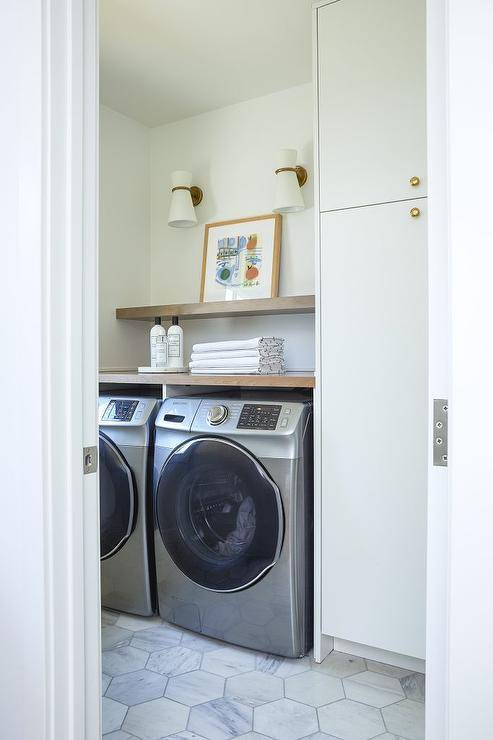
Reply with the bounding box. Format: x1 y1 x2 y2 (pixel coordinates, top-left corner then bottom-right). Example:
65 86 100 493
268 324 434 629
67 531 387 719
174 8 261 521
317 0 426 212
320 199 427 659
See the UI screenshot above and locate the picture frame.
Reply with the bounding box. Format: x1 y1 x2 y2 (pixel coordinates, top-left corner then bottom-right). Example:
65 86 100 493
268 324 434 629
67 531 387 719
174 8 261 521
199 213 282 303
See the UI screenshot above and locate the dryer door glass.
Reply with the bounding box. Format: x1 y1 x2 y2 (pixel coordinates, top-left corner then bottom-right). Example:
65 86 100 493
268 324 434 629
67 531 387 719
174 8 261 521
155 436 284 592
99 432 136 560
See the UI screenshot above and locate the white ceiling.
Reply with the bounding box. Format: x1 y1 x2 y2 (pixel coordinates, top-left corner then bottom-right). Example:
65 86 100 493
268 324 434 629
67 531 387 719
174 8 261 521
100 0 313 127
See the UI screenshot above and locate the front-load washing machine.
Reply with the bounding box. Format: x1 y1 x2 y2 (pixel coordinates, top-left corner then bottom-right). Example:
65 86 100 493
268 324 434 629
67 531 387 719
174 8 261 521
153 395 313 657
99 395 160 615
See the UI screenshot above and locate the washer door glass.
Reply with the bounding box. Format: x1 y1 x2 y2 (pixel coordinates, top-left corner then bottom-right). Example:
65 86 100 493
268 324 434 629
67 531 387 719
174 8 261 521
99 432 136 560
155 436 283 592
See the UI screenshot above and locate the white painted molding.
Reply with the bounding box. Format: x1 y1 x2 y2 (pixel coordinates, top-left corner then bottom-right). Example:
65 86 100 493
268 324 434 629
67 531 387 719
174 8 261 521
0 1 100 738
425 0 450 738
311 0 325 665
445 1 493 736
43 0 100 738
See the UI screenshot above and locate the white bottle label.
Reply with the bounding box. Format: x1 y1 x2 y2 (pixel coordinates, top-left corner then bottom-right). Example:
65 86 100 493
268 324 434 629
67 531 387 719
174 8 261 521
154 335 168 367
151 337 157 365
168 334 181 358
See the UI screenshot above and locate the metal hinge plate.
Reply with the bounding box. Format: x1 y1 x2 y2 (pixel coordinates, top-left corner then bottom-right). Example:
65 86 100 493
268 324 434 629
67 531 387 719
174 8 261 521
83 445 98 475
433 399 448 467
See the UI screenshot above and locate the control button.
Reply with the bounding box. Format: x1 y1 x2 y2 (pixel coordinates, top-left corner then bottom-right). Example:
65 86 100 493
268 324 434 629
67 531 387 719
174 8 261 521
207 405 229 426
284 408 291 414
281 418 288 428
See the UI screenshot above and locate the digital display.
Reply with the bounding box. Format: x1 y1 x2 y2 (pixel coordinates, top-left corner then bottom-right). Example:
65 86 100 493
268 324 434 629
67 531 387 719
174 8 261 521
102 399 138 422
237 404 282 430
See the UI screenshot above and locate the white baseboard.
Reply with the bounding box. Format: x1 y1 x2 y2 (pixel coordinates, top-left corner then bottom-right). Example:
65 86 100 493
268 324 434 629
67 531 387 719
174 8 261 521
333 636 425 673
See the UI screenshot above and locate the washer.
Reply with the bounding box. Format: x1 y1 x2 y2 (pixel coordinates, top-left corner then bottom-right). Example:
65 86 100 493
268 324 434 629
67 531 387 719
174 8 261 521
99 395 160 615
153 395 313 657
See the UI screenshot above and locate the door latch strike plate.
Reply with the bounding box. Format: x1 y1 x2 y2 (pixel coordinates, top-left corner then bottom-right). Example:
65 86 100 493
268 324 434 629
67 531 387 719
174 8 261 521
433 399 448 467
83 445 98 475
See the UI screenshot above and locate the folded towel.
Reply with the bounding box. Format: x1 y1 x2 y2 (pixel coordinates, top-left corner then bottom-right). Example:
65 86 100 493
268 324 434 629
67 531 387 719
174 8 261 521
190 365 284 375
189 356 283 369
191 349 269 361
192 337 284 354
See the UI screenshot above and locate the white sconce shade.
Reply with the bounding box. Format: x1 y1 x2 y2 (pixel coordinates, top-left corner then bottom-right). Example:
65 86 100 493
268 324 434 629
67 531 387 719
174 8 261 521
273 149 307 214
168 170 203 228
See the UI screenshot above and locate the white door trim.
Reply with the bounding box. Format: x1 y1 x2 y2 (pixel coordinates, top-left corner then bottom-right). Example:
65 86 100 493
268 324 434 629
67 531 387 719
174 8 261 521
445 1 493 736
43 0 101 737
425 0 450 737
1 1 100 738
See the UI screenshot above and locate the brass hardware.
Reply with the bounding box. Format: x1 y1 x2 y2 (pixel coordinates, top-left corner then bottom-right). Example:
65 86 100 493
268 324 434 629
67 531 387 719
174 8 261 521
410 176 420 187
190 186 203 206
275 165 308 188
410 207 421 218
171 185 204 207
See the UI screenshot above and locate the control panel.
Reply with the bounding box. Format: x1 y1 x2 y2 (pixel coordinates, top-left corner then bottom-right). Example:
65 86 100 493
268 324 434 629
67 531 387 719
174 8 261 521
237 403 282 430
102 399 138 422
99 397 156 427
191 399 303 435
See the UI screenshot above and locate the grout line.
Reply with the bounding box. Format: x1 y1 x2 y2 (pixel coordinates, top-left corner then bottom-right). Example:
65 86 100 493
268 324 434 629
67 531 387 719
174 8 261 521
379 705 389 735
341 694 408 711
102 695 129 708
102 612 424 739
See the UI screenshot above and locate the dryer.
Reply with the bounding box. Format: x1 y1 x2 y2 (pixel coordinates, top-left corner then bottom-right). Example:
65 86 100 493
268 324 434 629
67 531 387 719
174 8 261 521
153 395 313 657
99 395 160 615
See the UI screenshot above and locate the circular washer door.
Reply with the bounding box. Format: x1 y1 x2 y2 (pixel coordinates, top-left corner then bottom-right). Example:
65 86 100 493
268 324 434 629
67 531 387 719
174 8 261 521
155 436 284 592
99 431 136 561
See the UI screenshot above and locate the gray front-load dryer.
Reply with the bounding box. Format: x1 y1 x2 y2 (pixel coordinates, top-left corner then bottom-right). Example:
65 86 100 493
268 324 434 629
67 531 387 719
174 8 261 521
99 395 160 615
153 396 313 657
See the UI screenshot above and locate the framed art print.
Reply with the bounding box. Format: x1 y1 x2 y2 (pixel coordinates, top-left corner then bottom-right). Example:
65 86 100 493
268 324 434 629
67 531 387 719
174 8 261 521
199 213 281 302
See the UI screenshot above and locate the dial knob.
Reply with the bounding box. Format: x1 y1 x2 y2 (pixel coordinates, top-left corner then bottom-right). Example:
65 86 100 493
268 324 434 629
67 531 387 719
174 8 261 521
207 405 229 425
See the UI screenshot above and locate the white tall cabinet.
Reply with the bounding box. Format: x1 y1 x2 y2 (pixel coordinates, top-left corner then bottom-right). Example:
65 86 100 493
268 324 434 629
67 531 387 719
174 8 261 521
317 0 427 211
314 0 427 662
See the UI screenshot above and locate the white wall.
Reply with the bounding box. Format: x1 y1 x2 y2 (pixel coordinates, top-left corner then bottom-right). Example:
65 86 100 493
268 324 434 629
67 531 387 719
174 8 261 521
446 0 493 735
149 83 315 371
2 4 47 736
99 105 151 368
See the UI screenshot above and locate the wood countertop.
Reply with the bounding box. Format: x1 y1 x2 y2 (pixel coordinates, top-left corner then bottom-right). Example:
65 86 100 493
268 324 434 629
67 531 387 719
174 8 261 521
99 370 315 389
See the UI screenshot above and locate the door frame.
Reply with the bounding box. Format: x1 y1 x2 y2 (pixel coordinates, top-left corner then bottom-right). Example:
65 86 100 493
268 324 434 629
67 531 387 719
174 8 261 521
45 0 101 736
4 0 493 737
425 0 450 736
1 1 100 738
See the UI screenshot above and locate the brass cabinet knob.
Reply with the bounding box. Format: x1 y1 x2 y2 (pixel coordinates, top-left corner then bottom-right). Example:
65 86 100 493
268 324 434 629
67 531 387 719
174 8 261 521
410 176 420 187
410 207 421 218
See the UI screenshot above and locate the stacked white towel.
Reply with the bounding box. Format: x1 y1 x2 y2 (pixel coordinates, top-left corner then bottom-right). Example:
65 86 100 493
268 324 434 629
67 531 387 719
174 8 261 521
189 337 285 375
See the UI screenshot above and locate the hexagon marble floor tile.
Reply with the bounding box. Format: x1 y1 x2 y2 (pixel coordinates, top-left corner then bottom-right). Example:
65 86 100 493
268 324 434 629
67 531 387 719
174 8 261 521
101 610 425 740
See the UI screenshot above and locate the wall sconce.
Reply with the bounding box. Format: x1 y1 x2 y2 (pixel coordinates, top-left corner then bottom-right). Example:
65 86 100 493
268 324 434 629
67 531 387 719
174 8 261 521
273 149 307 214
168 170 203 228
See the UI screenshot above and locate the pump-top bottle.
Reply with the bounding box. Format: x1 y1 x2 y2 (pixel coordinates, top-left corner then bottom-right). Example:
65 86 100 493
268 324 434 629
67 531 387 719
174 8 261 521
150 317 168 368
167 316 184 368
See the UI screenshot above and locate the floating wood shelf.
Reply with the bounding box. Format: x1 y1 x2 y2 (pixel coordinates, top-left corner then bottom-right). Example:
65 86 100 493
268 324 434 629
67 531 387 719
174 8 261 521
99 370 315 389
115 294 315 321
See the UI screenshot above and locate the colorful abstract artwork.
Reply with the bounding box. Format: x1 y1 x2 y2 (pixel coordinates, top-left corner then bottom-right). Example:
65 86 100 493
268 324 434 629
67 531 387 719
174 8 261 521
215 233 262 289
200 215 281 303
